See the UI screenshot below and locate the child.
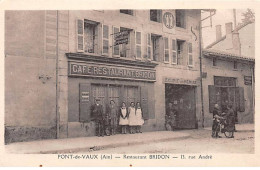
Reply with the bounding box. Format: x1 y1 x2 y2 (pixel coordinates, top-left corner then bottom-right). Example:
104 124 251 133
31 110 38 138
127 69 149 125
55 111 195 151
119 102 128 134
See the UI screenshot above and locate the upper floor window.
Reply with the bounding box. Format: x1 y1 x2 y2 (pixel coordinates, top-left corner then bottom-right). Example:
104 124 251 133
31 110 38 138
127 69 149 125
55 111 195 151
112 27 135 58
213 58 217 66
150 10 162 23
77 19 100 54
120 10 134 15
151 34 162 61
177 40 185 65
234 61 238 69
175 10 186 28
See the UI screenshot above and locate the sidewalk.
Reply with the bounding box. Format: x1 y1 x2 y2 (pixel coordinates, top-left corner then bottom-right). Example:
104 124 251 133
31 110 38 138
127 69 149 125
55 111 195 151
5 131 190 154
204 123 254 132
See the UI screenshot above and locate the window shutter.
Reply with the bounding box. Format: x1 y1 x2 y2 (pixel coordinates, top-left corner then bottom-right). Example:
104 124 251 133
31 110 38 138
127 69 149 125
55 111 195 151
102 24 109 55
112 26 120 57
147 33 152 60
130 30 136 59
188 42 193 66
79 83 91 122
97 23 102 55
135 31 142 59
77 19 84 52
164 37 169 63
172 39 177 64
141 86 149 120
208 85 217 113
239 87 245 112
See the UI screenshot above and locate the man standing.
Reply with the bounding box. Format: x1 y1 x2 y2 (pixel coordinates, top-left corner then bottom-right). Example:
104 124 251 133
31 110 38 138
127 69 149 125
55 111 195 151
212 104 222 138
107 100 118 135
91 99 105 137
226 104 235 138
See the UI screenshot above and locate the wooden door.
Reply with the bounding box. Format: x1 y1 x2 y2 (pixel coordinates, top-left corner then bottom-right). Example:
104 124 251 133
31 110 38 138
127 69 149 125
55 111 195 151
108 85 120 111
92 84 106 112
124 86 139 107
177 86 196 129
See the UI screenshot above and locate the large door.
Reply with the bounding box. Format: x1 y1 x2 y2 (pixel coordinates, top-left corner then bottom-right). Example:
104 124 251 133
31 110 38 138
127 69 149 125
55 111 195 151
92 84 106 112
165 84 196 129
108 85 121 110
124 86 139 107
178 86 196 129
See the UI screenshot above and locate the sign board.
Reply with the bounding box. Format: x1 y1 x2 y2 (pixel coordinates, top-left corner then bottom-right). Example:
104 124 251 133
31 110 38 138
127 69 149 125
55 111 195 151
114 31 129 46
244 76 252 85
69 61 156 82
163 77 198 86
81 92 89 102
162 10 176 34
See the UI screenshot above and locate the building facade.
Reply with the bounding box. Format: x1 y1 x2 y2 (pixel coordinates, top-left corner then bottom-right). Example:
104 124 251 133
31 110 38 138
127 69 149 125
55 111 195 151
5 10 203 143
202 21 255 127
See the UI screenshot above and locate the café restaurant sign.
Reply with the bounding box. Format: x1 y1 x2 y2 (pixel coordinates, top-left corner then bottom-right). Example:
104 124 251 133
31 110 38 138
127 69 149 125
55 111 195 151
69 62 156 81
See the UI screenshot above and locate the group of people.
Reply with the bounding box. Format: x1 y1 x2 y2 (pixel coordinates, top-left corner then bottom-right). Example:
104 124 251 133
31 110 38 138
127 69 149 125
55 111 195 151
91 99 144 137
212 103 236 138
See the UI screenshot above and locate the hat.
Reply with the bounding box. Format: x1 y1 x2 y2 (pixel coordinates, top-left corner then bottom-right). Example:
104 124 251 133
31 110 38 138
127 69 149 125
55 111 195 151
95 98 101 101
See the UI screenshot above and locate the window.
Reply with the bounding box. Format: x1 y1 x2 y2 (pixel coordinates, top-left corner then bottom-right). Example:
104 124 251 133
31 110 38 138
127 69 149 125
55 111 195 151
120 10 134 15
188 42 193 66
171 39 177 64
119 27 134 58
84 20 100 53
177 40 185 65
164 37 169 63
136 31 142 59
77 19 100 53
147 33 152 60
150 10 162 23
176 10 186 28
151 34 161 61
234 61 238 69
214 76 236 87
213 58 217 66
102 25 109 55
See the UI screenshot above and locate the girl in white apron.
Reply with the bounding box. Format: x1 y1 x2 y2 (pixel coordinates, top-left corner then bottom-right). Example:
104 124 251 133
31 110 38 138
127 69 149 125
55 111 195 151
119 102 128 134
128 102 136 134
135 102 144 133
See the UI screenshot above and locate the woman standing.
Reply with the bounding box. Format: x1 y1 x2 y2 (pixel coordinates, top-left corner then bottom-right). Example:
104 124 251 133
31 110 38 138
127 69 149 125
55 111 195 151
135 102 144 133
128 102 136 134
119 102 128 134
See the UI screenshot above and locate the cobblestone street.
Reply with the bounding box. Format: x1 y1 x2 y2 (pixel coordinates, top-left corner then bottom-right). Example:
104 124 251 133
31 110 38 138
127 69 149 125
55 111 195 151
80 129 254 154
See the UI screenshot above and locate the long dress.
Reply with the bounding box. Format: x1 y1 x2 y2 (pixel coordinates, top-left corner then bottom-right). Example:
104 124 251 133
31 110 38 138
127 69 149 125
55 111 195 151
119 107 128 125
135 108 144 126
128 107 136 126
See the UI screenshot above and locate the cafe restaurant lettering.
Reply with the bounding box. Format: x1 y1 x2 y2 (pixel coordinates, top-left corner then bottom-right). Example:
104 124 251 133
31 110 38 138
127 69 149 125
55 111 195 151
69 62 156 81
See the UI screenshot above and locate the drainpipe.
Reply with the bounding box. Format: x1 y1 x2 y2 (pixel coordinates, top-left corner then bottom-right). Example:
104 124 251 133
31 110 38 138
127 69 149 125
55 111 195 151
199 20 204 128
56 10 60 138
199 9 216 128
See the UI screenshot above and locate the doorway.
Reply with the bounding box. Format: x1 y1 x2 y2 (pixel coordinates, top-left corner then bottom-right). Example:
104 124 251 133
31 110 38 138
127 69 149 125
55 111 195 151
165 84 196 129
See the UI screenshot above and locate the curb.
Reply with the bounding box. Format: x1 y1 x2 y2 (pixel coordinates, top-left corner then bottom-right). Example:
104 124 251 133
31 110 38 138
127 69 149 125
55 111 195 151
32 133 190 154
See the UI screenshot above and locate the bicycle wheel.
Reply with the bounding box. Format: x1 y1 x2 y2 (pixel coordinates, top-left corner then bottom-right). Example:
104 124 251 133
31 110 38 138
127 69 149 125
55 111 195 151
224 131 234 138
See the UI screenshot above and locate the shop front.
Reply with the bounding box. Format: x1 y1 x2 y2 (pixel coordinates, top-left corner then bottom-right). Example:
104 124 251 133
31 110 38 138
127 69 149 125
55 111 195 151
66 53 157 137
164 77 199 129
